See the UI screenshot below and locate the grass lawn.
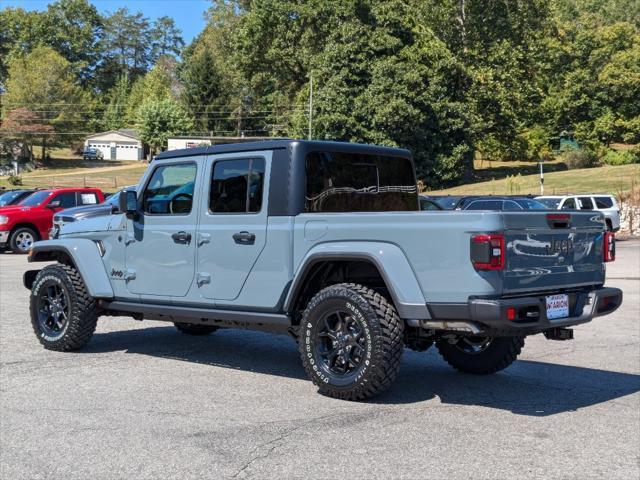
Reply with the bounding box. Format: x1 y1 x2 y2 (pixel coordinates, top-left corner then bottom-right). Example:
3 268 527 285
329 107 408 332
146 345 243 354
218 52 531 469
428 163 640 196
0 161 148 192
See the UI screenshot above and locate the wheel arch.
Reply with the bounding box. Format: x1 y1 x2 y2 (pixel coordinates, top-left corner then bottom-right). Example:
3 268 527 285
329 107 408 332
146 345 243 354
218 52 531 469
284 242 429 321
27 240 114 298
10 222 41 239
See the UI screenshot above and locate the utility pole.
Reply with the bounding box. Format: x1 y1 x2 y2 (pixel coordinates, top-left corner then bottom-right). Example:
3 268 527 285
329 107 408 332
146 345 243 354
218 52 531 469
308 74 313 140
539 159 544 195
236 104 242 137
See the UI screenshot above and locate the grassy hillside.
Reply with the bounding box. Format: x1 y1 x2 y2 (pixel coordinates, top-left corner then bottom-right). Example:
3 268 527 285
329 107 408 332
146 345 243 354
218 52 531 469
0 158 147 192
428 164 640 196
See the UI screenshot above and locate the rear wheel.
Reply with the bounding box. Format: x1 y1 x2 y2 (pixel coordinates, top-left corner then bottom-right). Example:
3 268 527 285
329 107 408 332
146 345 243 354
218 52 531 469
10 226 37 254
299 283 404 401
174 322 218 335
30 264 98 351
436 335 524 374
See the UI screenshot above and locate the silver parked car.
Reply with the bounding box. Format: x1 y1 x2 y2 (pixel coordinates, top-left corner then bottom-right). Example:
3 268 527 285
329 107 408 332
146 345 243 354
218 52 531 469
536 195 620 231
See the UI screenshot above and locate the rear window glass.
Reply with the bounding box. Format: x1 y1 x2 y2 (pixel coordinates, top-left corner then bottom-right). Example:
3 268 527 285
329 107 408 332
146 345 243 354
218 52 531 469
305 152 417 212
594 197 614 208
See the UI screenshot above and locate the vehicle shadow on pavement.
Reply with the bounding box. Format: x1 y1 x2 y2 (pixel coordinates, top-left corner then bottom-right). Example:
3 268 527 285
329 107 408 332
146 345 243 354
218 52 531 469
378 350 640 415
86 326 640 416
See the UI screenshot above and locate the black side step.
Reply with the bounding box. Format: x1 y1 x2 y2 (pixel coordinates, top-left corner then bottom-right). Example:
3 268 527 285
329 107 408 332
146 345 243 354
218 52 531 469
102 300 292 335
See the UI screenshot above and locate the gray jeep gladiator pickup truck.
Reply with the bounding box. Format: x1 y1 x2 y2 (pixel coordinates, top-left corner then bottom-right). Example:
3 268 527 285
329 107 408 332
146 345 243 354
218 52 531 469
24 140 622 400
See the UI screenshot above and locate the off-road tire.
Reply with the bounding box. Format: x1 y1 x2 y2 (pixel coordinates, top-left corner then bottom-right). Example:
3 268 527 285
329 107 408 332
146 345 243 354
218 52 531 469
436 335 525 374
10 226 38 254
30 264 98 351
299 283 404 401
174 322 218 335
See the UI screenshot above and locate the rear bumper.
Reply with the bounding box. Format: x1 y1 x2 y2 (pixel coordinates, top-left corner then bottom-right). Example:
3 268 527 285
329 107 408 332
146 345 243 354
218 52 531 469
426 287 623 334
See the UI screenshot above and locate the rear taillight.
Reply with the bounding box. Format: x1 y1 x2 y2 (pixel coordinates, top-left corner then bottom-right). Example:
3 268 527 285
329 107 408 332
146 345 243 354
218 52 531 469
470 234 505 270
604 232 615 262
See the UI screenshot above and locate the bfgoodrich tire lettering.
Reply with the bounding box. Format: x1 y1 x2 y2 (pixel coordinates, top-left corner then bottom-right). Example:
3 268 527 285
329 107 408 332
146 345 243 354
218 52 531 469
299 283 404 401
30 264 98 351
436 335 525 374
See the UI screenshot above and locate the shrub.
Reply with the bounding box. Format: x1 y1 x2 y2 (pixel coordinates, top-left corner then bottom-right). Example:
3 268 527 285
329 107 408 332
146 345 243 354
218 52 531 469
601 149 640 166
562 149 598 169
7 175 23 186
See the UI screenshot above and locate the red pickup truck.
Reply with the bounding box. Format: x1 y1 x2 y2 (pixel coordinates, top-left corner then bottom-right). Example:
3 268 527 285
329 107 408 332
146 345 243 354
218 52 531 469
0 188 104 253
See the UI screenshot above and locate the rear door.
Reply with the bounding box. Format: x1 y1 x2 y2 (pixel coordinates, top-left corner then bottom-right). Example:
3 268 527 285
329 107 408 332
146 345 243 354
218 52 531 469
196 152 270 301
502 211 605 294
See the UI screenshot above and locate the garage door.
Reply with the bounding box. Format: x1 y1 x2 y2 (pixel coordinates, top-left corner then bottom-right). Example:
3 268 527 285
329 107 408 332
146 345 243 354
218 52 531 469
87 142 111 160
115 143 139 161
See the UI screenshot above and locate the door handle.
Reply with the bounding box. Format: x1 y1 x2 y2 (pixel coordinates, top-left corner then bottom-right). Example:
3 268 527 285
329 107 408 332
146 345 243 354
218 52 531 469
172 231 192 244
232 231 256 245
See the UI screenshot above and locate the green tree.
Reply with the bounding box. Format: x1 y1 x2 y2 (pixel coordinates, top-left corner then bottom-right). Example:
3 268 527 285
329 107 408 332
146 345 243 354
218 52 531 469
180 49 223 133
150 16 185 62
3 46 87 159
136 98 193 156
103 74 131 130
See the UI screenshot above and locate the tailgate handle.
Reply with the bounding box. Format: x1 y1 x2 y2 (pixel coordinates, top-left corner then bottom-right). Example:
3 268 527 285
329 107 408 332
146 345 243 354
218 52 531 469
547 213 571 229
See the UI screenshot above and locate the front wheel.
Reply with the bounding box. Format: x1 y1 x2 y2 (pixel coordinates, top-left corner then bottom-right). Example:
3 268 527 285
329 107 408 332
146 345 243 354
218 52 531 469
299 283 404 401
436 335 524 374
10 226 37 254
30 264 98 351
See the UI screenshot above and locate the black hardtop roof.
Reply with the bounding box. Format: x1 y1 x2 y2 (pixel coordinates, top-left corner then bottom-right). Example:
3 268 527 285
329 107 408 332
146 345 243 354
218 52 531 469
154 139 411 161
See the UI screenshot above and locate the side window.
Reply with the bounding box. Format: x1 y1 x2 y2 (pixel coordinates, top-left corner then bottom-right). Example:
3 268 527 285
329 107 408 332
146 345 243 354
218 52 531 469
305 151 417 212
503 201 522 210
52 192 77 208
561 198 576 210
78 192 98 205
594 197 613 209
209 158 265 213
466 200 501 210
142 163 197 215
578 197 594 210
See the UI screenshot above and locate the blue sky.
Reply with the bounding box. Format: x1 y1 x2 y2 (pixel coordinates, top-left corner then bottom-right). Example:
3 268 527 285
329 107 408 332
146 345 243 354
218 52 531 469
1 0 211 44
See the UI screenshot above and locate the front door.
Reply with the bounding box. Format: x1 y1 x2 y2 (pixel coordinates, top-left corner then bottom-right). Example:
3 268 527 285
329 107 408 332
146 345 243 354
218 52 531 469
196 153 270 301
124 161 199 297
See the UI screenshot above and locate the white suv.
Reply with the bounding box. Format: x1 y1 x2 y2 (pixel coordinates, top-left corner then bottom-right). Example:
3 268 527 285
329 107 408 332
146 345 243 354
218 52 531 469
536 194 620 231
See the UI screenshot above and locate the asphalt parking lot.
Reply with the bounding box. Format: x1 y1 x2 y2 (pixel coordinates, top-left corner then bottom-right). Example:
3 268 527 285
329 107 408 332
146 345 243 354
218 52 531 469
1 240 639 479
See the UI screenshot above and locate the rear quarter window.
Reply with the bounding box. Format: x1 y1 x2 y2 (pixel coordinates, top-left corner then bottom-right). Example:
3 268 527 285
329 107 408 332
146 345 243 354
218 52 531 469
305 151 417 212
594 197 614 208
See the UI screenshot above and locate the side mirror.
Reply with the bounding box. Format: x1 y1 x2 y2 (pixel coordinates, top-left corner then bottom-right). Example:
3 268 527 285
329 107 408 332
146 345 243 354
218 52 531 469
47 200 61 209
119 190 139 219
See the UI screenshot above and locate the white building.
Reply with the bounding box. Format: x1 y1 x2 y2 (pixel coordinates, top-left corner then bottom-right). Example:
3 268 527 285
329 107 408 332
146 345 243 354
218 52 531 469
84 129 144 161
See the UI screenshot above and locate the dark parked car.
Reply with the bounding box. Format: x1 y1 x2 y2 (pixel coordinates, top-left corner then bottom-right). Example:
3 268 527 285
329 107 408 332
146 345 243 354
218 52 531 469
83 147 104 161
428 195 465 210
0 189 37 207
455 196 547 211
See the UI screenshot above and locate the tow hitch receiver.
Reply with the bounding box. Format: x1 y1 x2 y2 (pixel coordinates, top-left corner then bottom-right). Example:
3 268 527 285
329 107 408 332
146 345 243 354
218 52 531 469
544 327 574 341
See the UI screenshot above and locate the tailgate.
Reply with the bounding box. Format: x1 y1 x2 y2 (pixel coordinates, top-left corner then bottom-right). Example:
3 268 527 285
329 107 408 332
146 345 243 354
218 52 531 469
502 211 606 294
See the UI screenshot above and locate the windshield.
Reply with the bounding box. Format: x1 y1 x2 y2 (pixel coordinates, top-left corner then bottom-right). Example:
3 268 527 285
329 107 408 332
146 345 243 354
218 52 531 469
0 191 25 206
105 191 121 206
19 191 52 207
537 198 561 209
